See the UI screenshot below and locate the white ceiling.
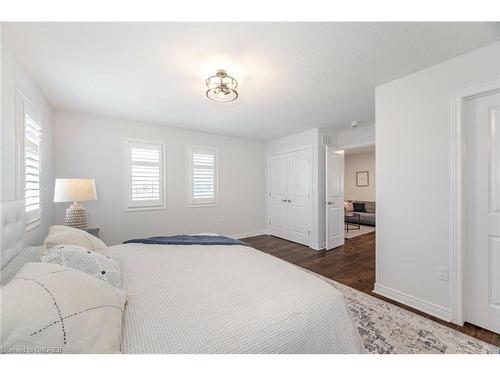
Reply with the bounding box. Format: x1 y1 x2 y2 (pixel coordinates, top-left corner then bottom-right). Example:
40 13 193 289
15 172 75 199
4 22 500 141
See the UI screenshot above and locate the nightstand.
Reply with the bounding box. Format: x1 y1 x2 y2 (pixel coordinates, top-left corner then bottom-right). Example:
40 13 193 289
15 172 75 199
86 228 100 238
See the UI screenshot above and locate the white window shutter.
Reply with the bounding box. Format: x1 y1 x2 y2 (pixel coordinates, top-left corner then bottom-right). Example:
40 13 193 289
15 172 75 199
124 138 166 210
23 101 42 230
188 146 218 206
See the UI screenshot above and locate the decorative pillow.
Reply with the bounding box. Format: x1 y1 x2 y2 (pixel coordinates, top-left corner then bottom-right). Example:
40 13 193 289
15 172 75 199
364 201 375 214
44 225 107 251
42 245 121 289
344 201 354 212
0 262 126 354
0 246 45 286
352 202 366 212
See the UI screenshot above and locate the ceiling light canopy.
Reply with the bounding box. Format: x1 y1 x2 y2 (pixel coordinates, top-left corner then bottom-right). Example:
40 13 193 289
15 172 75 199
206 70 238 102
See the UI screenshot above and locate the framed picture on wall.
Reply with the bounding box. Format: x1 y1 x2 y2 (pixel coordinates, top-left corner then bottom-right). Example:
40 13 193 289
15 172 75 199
356 171 369 187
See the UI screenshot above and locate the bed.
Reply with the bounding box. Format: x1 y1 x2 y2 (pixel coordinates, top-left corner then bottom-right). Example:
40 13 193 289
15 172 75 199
1 200 365 354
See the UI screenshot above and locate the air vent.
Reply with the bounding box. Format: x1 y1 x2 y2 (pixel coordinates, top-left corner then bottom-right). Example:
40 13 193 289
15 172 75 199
321 134 333 146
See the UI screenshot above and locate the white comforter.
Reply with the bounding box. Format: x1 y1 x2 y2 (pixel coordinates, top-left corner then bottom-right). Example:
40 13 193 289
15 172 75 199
104 243 365 354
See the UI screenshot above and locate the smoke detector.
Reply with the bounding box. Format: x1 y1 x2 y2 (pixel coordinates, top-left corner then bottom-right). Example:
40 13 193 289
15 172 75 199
350 121 360 128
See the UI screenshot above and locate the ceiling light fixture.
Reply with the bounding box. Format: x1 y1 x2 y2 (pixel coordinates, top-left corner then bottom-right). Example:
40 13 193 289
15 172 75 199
205 70 238 102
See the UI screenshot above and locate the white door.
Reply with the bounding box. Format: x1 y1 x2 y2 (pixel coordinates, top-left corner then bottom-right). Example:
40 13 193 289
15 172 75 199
287 149 311 244
465 91 500 334
268 149 311 246
325 147 345 250
269 153 289 240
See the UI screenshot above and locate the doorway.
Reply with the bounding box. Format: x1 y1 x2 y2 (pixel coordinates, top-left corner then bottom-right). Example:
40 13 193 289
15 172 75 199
326 144 376 250
343 145 376 240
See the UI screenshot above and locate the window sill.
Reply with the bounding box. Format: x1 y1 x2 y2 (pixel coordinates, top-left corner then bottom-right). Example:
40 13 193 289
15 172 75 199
187 203 219 208
123 205 167 212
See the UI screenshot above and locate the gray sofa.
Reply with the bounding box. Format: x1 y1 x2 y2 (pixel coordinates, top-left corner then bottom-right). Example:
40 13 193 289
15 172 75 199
345 201 375 226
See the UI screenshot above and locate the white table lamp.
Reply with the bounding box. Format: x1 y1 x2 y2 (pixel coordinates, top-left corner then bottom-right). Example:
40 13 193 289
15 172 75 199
54 178 97 230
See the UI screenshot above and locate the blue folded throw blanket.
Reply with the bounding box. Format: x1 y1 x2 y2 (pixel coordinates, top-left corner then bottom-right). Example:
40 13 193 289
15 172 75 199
123 234 250 247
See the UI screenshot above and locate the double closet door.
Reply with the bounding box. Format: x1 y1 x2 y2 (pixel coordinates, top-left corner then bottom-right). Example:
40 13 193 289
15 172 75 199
268 148 311 246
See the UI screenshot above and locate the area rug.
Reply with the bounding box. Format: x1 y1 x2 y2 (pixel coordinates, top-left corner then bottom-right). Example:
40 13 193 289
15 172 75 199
344 224 375 239
308 270 499 354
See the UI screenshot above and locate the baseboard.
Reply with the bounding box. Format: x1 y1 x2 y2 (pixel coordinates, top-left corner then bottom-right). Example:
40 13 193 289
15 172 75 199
229 230 267 240
374 283 452 322
310 242 326 250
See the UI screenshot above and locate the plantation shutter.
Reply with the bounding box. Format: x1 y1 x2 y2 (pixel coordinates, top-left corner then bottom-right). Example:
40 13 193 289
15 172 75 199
125 139 165 209
189 147 217 205
24 111 42 225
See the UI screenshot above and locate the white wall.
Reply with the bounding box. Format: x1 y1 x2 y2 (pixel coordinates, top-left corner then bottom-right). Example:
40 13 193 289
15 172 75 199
1 37 54 245
345 151 375 201
54 110 266 245
265 128 321 249
375 41 500 320
335 124 375 148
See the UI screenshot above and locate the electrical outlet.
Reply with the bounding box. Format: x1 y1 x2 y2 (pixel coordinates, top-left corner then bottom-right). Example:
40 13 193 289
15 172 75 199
437 266 449 281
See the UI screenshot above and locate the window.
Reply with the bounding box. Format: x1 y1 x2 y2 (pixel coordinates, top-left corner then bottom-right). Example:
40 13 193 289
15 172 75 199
188 146 218 206
17 92 42 231
124 138 166 210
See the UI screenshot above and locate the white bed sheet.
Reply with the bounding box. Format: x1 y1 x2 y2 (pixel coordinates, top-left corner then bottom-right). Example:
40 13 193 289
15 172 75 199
104 242 365 354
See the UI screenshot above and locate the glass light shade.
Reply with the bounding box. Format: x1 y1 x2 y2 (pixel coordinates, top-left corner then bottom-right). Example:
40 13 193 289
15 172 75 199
206 70 238 102
54 178 97 203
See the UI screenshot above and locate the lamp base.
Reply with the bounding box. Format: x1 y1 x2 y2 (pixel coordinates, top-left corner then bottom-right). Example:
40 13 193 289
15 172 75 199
65 203 87 230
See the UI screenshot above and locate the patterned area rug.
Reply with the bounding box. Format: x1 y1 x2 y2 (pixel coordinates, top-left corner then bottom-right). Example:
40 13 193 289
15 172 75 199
310 271 499 354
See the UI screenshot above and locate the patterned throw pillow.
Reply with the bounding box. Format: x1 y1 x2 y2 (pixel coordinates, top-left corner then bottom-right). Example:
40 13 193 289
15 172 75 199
1 262 126 353
42 244 122 289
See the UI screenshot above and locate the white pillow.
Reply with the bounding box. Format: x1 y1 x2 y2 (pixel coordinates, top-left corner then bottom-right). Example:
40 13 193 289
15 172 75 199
42 244 122 289
44 225 107 251
0 262 126 354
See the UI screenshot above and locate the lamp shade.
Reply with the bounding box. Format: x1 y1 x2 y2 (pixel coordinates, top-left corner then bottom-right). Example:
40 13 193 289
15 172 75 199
54 179 97 203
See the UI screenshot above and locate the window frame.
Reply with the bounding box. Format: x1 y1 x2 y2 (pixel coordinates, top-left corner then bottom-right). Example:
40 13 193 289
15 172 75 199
187 145 219 208
15 90 42 231
123 137 167 212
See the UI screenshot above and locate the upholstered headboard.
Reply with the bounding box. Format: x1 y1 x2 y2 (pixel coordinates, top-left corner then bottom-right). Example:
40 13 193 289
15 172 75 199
1 200 26 269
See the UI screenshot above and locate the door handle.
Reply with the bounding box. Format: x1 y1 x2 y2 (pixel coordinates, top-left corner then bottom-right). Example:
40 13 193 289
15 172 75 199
282 199 287 202
327 201 335 205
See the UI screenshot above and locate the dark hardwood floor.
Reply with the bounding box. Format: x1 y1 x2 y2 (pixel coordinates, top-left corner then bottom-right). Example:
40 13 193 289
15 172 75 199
243 233 500 347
